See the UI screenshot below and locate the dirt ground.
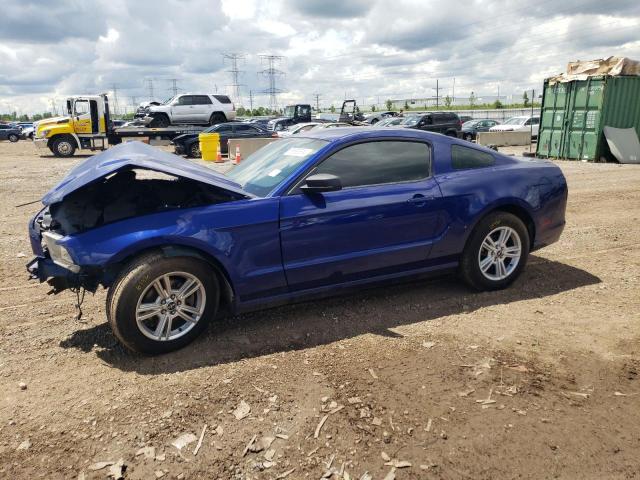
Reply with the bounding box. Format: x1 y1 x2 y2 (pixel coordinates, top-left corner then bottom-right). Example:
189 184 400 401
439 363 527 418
1 140 639 480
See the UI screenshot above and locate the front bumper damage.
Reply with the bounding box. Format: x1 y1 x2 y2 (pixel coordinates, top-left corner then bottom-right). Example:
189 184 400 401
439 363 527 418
27 256 101 294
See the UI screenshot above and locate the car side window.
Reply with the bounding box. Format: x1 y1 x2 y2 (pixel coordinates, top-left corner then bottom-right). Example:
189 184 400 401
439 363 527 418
451 144 495 170
312 141 431 189
216 124 232 132
531 117 540 125
177 96 192 105
234 124 250 131
194 95 212 105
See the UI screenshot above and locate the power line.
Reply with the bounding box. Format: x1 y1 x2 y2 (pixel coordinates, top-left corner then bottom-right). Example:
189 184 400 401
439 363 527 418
258 54 285 111
144 78 155 101
223 53 245 104
111 83 120 117
167 78 181 97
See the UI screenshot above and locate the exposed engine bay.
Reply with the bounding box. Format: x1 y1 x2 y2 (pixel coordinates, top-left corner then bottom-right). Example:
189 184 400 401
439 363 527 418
41 168 240 235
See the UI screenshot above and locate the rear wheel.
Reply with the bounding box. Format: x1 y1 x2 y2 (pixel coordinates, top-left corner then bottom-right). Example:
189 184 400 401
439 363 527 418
208 112 226 126
464 133 474 141
8 134 19 142
459 212 529 291
51 136 76 157
107 253 219 354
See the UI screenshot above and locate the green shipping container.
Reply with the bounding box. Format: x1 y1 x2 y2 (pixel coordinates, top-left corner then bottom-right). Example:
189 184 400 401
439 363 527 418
536 75 640 161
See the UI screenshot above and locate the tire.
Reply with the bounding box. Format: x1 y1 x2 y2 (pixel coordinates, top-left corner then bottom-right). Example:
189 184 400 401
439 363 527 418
106 253 219 354
51 136 76 157
8 134 19 142
370 118 379 125
459 212 530 291
208 112 226 126
188 142 201 158
464 133 474 142
150 115 170 128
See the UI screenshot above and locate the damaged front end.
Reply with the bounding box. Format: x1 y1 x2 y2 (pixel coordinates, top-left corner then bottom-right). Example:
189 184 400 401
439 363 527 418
27 141 250 294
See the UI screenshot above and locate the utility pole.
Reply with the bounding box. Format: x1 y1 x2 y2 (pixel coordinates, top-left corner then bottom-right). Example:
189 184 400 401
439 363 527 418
167 78 180 97
111 83 120 117
248 90 254 113
313 93 321 112
223 53 245 105
432 79 442 109
258 54 285 111
144 78 155 101
452 77 456 105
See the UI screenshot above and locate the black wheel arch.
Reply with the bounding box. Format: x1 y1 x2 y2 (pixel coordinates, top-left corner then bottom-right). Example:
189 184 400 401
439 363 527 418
103 244 235 314
465 204 536 252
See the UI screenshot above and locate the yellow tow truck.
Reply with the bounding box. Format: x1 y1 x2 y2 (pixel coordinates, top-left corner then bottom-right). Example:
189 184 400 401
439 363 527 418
34 94 205 157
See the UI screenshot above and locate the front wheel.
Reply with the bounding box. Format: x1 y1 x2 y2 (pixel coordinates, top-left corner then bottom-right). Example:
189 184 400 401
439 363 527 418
459 212 530 291
150 115 170 128
188 142 201 158
208 112 226 126
51 136 76 157
106 253 219 354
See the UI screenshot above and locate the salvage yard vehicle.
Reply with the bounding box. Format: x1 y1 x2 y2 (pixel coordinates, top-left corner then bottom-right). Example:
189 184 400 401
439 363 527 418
142 94 236 128
399 112 462 137
490 115 540 139
172 122 272 157
33 94 209 157
267 104 312 131
461 119 500 141
0 123 21 142
27 129 567 354
277 122 321 137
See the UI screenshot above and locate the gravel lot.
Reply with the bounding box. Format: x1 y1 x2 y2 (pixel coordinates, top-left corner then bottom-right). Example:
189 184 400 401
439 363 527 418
1 140 639 479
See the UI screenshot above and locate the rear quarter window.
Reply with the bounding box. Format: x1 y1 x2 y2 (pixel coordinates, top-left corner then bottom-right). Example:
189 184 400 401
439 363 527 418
213 95 232 104
451 144 496 170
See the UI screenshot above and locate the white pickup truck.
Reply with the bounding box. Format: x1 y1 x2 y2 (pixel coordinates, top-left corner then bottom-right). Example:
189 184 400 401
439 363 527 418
143 94 236 127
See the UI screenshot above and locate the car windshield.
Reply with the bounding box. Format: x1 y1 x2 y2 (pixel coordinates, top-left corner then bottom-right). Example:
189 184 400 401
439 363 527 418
163 96 177 105
226 138 328 197
463 120 480 127
504 117 526 125
400 116 421 126
284 106 295 117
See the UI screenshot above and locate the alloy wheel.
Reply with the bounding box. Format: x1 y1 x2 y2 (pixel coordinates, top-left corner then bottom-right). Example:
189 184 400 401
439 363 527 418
477 226 522 281
135 271 206 341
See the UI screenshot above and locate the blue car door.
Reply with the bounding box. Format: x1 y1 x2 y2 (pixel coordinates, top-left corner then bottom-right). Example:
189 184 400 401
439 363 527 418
279 139 444 291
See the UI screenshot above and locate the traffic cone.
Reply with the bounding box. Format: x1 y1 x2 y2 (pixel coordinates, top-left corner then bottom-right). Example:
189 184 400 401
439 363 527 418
215 142 223 163
233 145 242 165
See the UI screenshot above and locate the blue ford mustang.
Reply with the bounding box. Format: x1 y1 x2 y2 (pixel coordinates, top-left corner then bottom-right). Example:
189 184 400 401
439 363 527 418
27 129 567 354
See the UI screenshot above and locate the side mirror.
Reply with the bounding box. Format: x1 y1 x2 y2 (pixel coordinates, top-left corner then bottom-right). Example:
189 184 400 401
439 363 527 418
300 174 342 193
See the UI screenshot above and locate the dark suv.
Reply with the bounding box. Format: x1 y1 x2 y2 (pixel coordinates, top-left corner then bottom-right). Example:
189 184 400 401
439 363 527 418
398 112 461 137
0 123 21 142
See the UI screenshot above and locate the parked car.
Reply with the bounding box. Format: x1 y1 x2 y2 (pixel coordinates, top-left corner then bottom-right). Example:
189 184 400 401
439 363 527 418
459 115 473 123
0 123 21 142
365 111 398 125
278 122 321 137
489 116 540 138
461 119 500 141
398 112 461 137
375 117 403 127
172 122 271 157
18 122 35 139
311 122 353 130
246 118 273 128
26 130 567 354
143 94 236 127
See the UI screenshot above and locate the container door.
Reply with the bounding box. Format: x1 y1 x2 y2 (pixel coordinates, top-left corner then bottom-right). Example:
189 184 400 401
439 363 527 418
538 82 570 158
564 78 604 161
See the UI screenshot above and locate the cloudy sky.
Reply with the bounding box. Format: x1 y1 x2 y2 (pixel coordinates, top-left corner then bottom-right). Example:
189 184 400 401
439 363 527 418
1 0 639 115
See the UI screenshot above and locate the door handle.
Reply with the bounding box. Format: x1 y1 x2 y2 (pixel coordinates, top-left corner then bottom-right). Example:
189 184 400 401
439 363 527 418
407 194 434 205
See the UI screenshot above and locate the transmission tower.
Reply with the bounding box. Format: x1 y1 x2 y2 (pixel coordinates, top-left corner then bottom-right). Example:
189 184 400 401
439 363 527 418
144 78 155 101
167 78 181 97
248 90 254 113
111 83 120 117
258 55 285 111
313 93 321 112
222 53 245 104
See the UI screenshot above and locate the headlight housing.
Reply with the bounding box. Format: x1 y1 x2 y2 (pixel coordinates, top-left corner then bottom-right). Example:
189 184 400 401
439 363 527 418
40 129 50 138
42 232 80 273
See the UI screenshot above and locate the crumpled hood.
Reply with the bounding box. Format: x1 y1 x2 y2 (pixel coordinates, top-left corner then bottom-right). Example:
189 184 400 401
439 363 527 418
41 141 252 205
